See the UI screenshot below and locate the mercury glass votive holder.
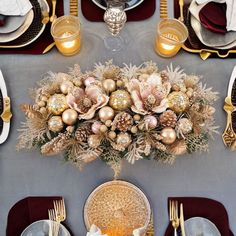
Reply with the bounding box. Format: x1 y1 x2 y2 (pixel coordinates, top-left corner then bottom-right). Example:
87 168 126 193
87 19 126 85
155 18 188 57
51 15 81 56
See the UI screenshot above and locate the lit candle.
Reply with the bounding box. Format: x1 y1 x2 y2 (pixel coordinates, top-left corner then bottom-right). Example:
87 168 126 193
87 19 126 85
51 16 81 56
155 18 188 57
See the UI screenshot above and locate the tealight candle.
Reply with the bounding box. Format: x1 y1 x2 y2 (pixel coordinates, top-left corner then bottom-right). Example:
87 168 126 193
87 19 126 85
51 15 81 56
155 18 188 57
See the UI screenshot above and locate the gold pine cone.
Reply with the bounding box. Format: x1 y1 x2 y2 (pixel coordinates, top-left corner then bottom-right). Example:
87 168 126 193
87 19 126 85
112 112 133 132
159 110 177 128
75 124 93 142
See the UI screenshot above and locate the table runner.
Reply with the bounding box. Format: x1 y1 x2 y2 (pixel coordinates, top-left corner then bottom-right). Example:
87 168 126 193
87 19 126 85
6 196 73 236
81 0 156 22
164 197 234 236
0 0 64 54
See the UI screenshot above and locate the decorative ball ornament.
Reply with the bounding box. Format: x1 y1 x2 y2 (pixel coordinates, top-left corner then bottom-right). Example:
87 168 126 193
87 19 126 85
144 115 158 130
108 131 116 139
176 118 193 137
88 135 101 148
47 94 68 115
98 106 115 122
168 91 190 114
100 125 108 133
109 90 132 110
91 122 102 134
60 81 74 94
84 77 96 87
161 127 177 145
62 109 78 125
102 79 116 93
48 116 64 132
116 132 132 148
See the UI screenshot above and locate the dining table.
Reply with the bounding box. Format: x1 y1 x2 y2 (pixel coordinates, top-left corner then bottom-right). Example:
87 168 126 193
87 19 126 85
0 0 236 235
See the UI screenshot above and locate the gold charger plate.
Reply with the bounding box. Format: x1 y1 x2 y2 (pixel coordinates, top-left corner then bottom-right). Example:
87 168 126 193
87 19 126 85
84 180 151 236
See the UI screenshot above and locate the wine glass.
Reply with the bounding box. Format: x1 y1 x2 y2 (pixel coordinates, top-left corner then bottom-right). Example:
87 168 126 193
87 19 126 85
103 0 127 51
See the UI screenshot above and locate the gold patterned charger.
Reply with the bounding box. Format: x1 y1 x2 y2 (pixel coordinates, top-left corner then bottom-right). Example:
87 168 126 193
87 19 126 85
84 180 151 235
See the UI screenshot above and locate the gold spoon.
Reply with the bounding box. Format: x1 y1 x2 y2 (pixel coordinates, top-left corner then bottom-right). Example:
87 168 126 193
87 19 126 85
50 0 57 22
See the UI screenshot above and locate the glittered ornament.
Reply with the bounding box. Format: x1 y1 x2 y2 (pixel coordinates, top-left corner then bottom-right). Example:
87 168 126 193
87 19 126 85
109 90 132 111
168 91 189 114
60 81 74 94
98 106 115 122
47 94 68 115
102 79 116 93
88 135 101 148
176 118 193 138
48 116 64 132
161 127 177 145
62 109 78 125
116 132 132 149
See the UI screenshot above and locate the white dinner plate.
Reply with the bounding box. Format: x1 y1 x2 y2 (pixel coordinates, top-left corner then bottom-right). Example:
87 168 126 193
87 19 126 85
92 0 144 11
0 14 28 34
0 10 34 43
21 220 71 236
190 14 236 49
185 217 221 236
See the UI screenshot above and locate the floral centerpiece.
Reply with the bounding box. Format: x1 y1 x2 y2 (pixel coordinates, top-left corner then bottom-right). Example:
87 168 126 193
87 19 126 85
17 61 218 177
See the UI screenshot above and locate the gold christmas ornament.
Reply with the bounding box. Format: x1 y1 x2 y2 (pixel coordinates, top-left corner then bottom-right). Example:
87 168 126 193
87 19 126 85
168 91 190 114
133 114 141 121
102 79 116 93
161 127 177 145
176 118 193 138
98 106 115 122
108 131 116 139
62 109 78 125
47 94 68 115
88 135 101 148
116 132 132 148
48 116 64 132
60 81 74 94
100 125 108 133
109 90 132 111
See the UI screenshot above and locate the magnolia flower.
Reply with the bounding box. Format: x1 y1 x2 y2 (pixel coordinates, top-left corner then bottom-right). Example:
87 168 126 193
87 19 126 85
127 73 171 115
67 85 109 120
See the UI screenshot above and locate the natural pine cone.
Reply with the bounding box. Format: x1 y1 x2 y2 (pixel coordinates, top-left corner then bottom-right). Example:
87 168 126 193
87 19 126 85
112 112 133 132
76 96 93 113
75 124 93 142
159 110 177 128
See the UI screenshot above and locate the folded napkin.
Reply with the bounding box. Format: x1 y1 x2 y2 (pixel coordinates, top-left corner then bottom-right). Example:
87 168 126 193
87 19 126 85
87 225 147 236
164 197 234 236
0 0 32 16
196 0 236 31
0 15 6 26
81 0 156 22
6 196 73 236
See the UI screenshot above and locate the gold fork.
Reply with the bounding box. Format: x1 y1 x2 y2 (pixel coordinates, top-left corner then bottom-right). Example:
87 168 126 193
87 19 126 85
48 209 60 236
54 198 66 222
169 200 180 236
160 0 168 19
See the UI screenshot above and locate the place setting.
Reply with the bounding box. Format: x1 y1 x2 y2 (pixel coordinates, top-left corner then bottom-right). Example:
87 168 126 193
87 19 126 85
174 0 236 59
0 0 64 54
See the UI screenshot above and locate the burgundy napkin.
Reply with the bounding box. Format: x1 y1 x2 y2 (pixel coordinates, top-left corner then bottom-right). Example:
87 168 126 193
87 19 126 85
81 0 156 22
6 196 73 236
0 15 6 26
199 2 227 34
164 197 234 236
0 0 64 54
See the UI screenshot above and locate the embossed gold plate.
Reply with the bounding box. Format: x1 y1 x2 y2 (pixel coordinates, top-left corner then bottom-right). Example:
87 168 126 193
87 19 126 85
84 180 151 236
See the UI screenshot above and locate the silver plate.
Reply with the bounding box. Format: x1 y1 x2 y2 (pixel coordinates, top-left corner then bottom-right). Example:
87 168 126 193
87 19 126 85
91 0 144 11
21 220 71 236
185 217 221 236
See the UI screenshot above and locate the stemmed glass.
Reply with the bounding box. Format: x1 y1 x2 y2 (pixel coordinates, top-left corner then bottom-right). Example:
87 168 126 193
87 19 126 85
103 0 127 51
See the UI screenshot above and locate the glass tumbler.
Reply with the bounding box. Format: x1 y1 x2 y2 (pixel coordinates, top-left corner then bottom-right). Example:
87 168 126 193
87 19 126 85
51 15 81 56
155 18 188 57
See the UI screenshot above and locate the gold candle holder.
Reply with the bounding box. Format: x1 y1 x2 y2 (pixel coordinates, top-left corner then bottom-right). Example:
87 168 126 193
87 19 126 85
155 18 188 57
51 15 81 56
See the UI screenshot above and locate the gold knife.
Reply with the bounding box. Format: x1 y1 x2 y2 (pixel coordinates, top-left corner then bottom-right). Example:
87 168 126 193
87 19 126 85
180 203 186 236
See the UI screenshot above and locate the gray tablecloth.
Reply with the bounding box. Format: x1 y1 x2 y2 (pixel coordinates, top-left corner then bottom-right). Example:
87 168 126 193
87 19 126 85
0 1 236 235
